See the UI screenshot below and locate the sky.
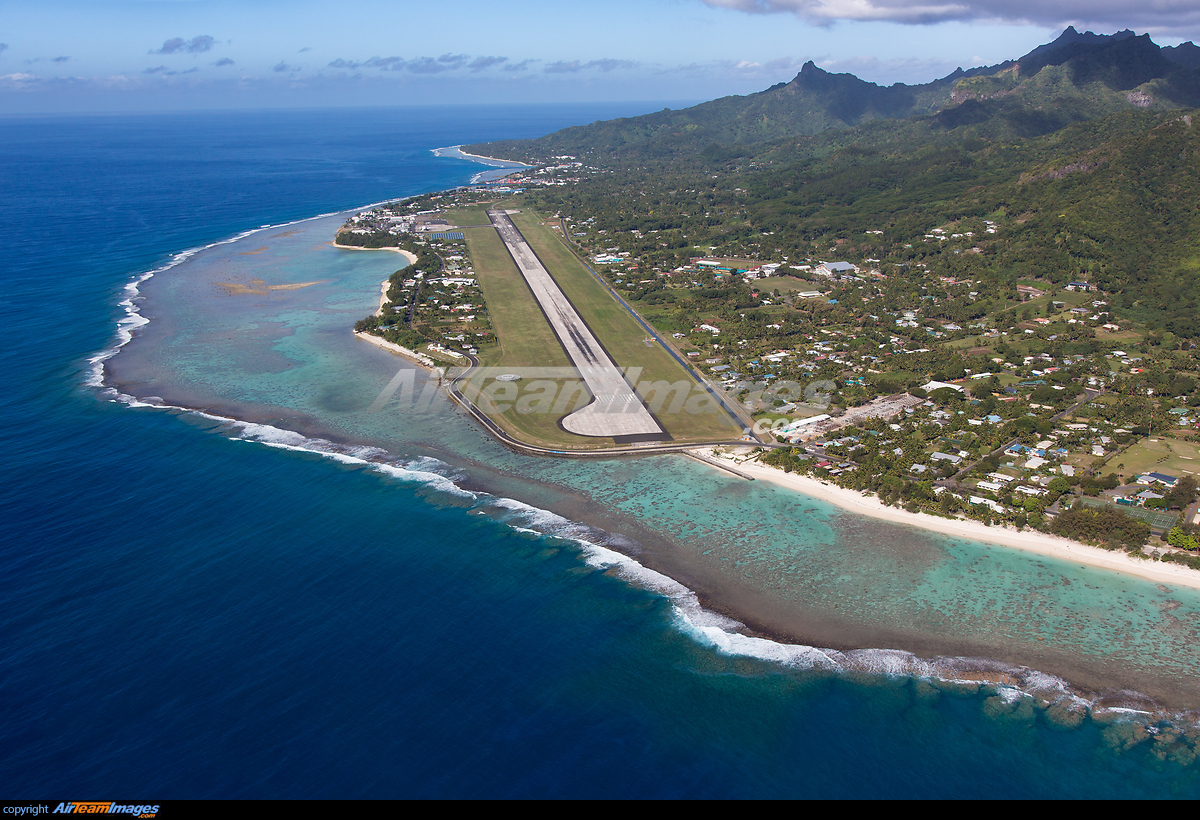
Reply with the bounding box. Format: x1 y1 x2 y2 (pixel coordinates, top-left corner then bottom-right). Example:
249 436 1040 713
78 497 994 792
1 0 1199 113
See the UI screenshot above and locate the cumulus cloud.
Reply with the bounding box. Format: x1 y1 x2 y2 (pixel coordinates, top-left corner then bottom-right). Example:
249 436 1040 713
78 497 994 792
153 38 186 55
214 58 235 67
52 56 69 63
503 59 536 72
696 0 1200 31
152 35 216 55
186 35 216 53
401 57 443 73
0 72 36 88
328 56 399 70
273 61 299 73
0 43 9 56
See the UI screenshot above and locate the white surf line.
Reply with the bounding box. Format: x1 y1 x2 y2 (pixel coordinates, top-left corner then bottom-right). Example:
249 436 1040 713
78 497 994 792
487 209 664 438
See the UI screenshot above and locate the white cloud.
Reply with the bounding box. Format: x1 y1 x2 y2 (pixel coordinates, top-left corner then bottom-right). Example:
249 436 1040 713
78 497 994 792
697 0 1200 32
0 72 36 87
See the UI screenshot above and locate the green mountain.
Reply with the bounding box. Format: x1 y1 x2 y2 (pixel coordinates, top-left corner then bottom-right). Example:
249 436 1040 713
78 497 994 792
1164 41 1200 70
467 29 1200 339
469 28 1200 162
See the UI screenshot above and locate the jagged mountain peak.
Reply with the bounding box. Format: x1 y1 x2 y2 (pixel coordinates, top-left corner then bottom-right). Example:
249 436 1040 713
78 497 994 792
1022 25 1140 62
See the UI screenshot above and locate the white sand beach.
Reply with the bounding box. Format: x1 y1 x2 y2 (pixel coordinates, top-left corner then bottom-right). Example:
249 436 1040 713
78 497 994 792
701 449 1200 591
448 146 527 168
376 279 389 315
353 331 435 369
332 242 419 265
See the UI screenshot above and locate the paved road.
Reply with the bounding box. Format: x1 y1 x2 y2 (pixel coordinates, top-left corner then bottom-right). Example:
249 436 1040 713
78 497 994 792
488 210 664 439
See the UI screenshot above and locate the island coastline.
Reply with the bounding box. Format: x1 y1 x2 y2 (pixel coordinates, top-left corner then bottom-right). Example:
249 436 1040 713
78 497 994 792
332 241 419 265
432 144 528 168
354 330 437 369
699 448 1200 591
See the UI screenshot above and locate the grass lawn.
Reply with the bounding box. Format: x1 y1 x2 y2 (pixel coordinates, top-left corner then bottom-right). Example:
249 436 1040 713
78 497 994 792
757 275 820 293
1096 329 1145 344
440 205 494 227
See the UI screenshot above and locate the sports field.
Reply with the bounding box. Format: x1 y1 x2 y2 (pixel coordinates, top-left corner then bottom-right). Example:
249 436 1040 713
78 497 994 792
1116 436 1200 480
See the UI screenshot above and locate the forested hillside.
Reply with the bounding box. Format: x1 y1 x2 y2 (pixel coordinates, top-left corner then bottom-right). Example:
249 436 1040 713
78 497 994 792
470 29 1200 163
467 28 1200 337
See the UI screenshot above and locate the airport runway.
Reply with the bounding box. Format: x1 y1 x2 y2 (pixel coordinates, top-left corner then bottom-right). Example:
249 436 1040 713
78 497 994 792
487 209 665 439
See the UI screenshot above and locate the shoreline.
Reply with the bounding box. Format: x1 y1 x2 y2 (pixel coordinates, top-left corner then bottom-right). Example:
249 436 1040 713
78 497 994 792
376 279 389 315
353 330 436 370
331 241 419 265
433 144 530 170
702 449 1200 591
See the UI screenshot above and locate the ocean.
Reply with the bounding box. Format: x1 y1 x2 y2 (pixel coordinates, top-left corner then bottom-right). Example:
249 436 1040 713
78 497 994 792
3 105 1200 798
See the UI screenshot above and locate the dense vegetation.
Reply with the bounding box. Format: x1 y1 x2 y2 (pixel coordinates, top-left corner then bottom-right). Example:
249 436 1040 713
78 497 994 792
1050 503 1151 549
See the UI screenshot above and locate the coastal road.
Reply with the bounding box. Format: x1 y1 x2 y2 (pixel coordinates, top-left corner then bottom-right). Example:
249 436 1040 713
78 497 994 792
487 209 665 440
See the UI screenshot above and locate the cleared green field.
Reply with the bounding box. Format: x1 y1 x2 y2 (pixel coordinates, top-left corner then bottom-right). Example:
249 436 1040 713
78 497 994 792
757 275 818 293
1114 436 1200 479
441 205 493 228
461 223 569 371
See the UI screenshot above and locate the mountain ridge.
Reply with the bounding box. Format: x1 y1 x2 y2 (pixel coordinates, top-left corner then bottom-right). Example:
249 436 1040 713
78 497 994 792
467 28 1200 162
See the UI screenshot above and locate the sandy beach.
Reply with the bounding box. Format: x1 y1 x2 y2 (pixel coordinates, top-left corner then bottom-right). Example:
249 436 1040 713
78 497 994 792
376 279 389 315
437 145 528 169
700 449 1200 591
353 331 435 369
332 242 419 265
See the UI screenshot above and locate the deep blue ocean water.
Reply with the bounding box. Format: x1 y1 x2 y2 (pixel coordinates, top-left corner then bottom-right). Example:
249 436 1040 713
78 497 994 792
4 105 1200 798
